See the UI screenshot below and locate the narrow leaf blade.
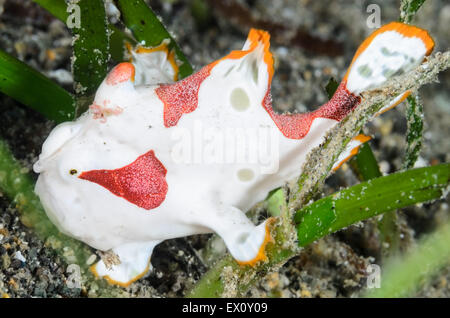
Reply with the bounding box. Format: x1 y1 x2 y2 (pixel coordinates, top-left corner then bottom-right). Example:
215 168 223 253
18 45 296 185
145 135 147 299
71 0 110 98
295 164 450 246
34 0 134 62
0 49 75 122
403 93 424 169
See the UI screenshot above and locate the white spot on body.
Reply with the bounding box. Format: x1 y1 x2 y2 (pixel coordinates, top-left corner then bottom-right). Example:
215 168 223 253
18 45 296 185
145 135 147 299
237 168 255 182
230 87 250 111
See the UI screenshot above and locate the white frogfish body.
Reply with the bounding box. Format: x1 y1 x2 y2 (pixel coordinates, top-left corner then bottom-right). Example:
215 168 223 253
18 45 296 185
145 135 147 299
33 23 433 286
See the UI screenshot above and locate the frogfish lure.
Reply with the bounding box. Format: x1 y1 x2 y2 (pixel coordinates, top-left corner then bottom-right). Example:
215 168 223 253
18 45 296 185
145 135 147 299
33 22 433 286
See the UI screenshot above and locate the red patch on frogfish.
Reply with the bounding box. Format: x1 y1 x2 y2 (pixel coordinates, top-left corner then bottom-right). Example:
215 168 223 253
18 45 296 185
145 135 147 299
106 62 135 86
155 65 214 127
79 150 168 210
263 81 361 139
90 102 123 123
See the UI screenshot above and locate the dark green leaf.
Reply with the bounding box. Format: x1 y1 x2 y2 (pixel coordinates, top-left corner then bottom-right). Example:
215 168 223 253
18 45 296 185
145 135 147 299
71 0 110 98
0 49 75 122
34 0 69 20
324 77 339 100
295 163 450 246
350 139 382 180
